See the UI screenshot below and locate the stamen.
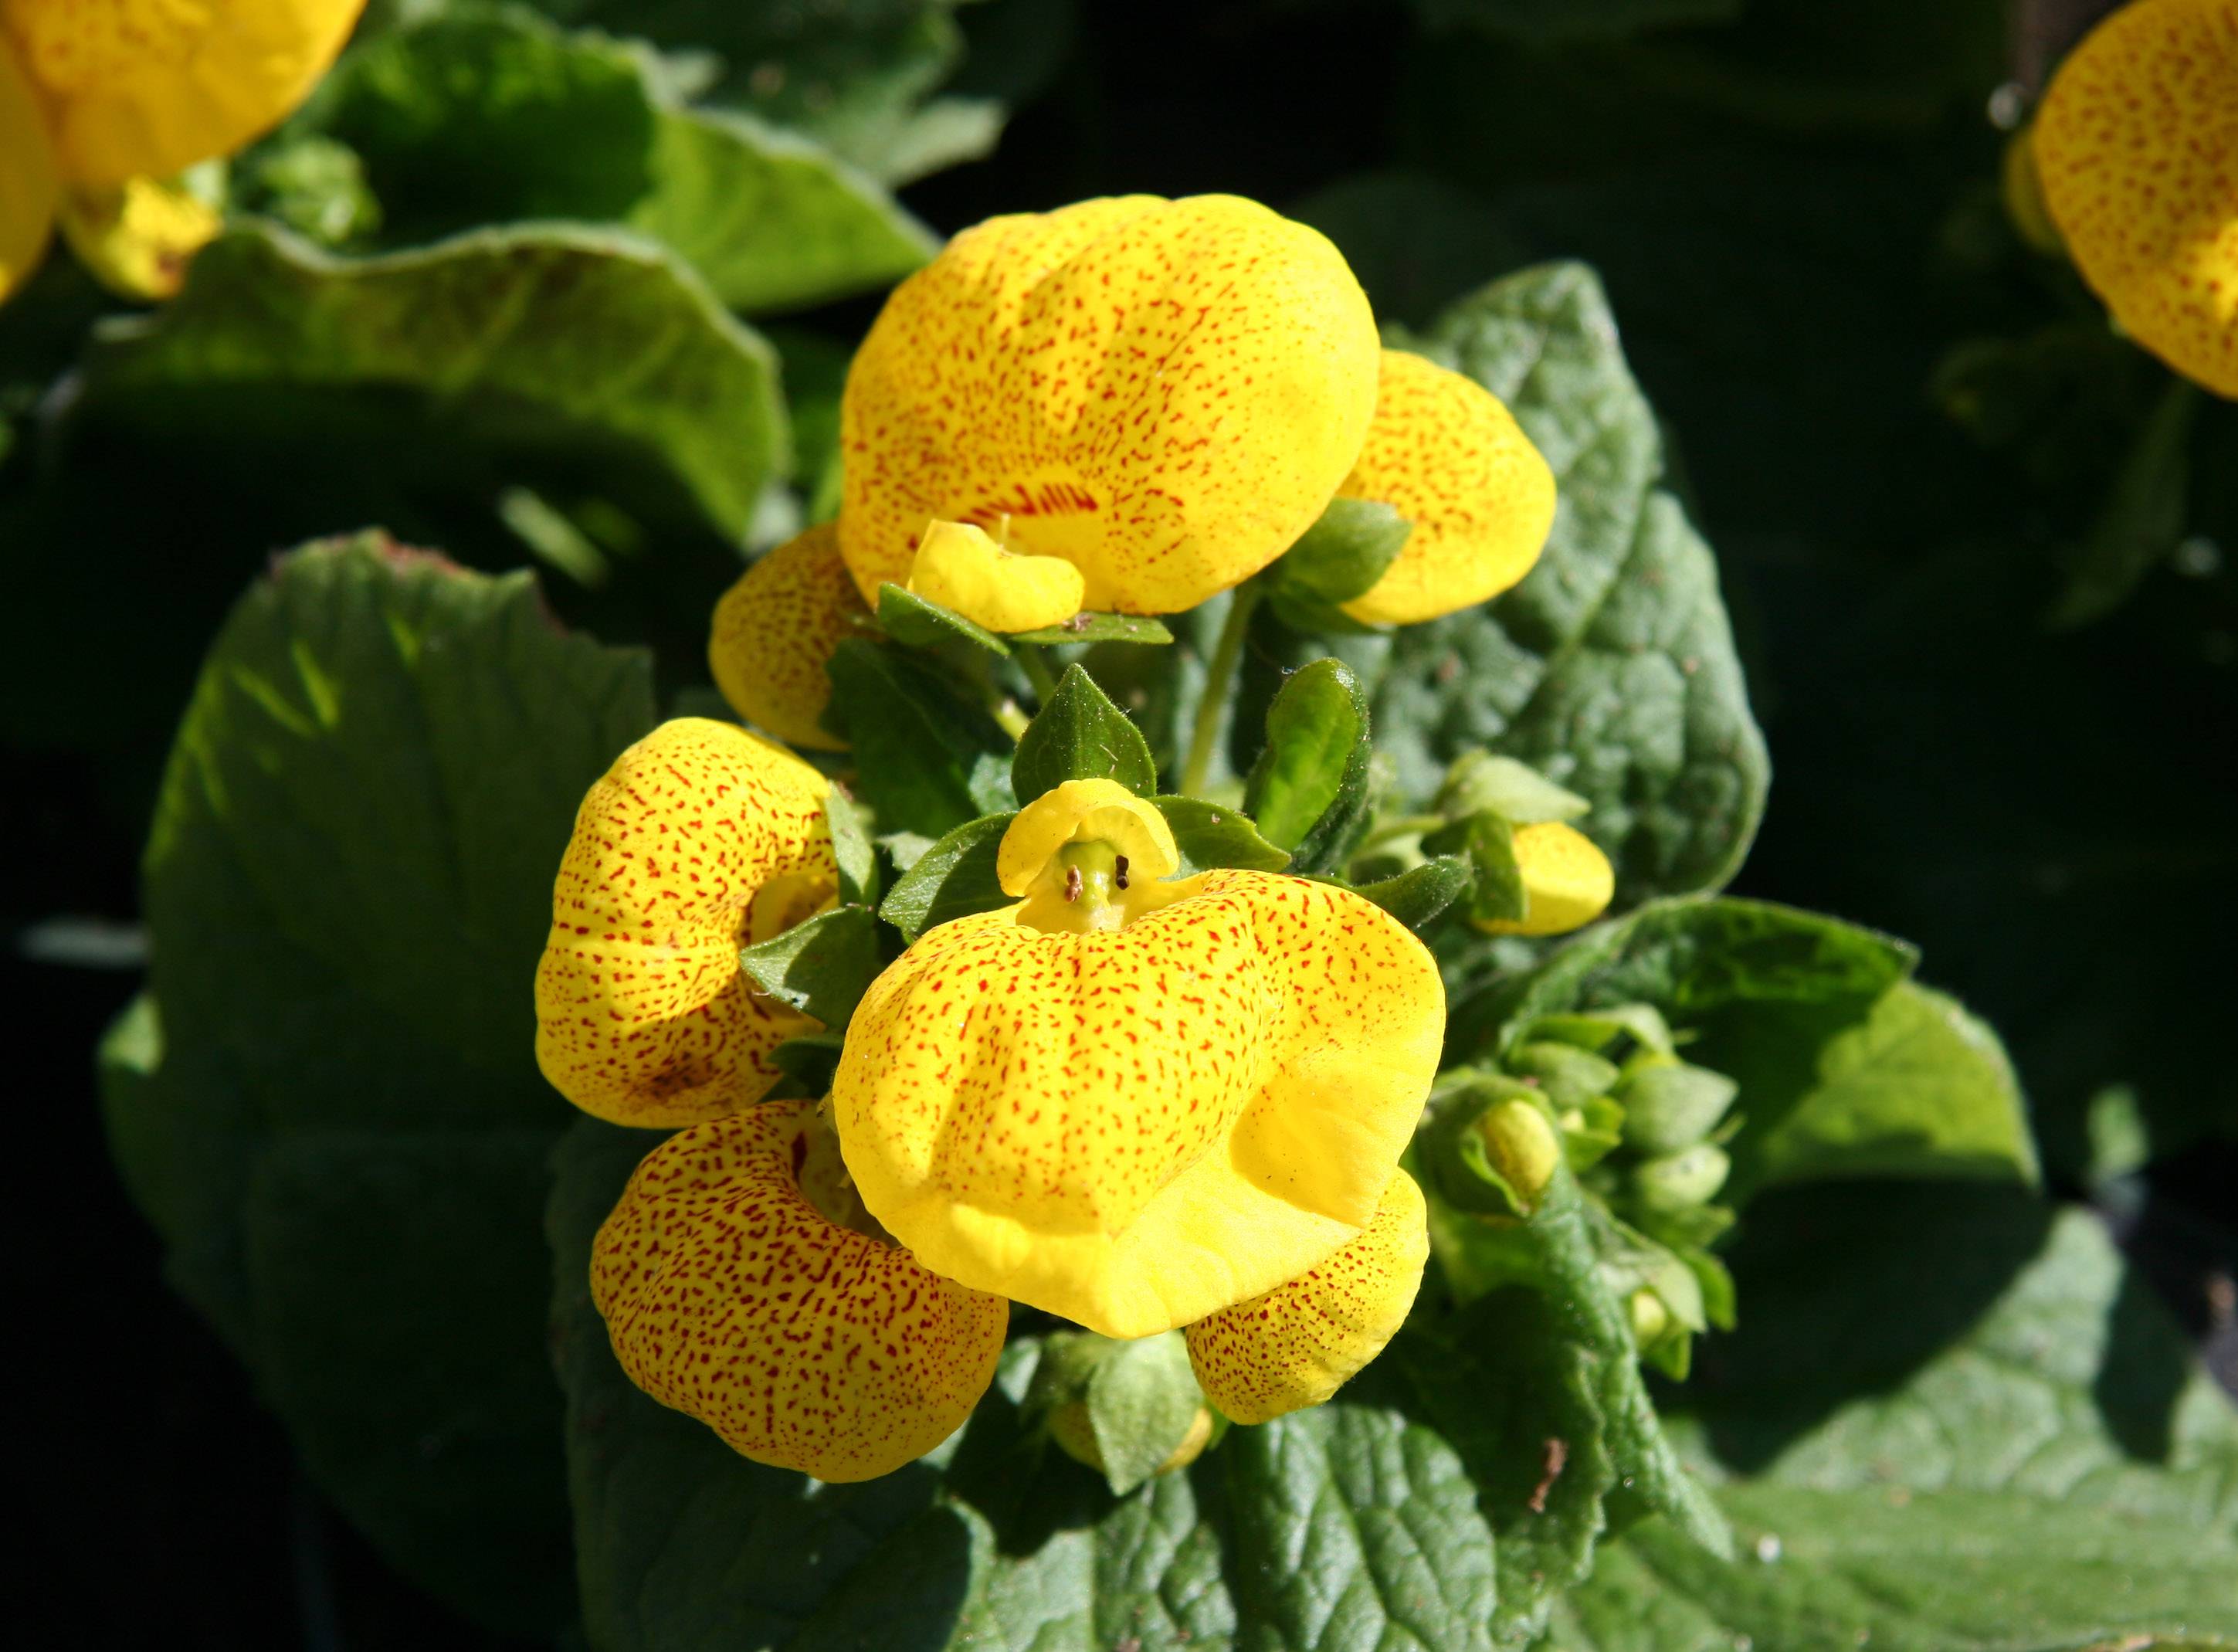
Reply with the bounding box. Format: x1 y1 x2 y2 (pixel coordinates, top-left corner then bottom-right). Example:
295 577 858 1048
1065 866 1083 902
1114 855 1130 890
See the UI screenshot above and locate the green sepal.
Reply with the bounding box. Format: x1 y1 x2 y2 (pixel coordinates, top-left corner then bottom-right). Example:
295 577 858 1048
1348 854 1474 931
1267 497 1412 606
1619 1060 1740 1155
1244 657 1373 871
1011 663 1158 799
1028 1329 1205 1498
1507 1040 1622 1109
877 810 1014 943
824 784 878 907
1427 809 1527 924
877 580 1009 657
1436 751 1591 825
1151 797 1291 874
1422 1072 1550 1218
1524 1002 1677 1058
737 905 883 1030
1009 612 1174 646
1627 1142 1733 1216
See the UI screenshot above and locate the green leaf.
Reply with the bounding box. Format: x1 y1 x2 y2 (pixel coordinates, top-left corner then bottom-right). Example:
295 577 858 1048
1081 1333 1204 1498
75 220 786 544
771 1030 846 1094
2046 378 2200 629
1008 612 1174 646
824 638 1015 837
738 905 883 1030
306 8 934 311
1431 808 1526 924
1012 664 1158 800
1244 657 1372 869
826 784 879 906
1737 980 2038 1196
1364 263 1768 907
878 811 1016 943
877 581 1011 655
101 534 656 1635
1151 796 1292 875
1349 853 1475 929
1268 496 1414 606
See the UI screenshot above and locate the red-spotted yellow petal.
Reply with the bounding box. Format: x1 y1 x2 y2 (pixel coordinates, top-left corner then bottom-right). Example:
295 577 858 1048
907 519 1086 633
832 869 1445 1338
2034 0 2238 397
535 718 836 1128
838 194 1381 615
1184 1167 1428 1423
709 523 870 754
5 0 366 188
0 32 57 302
56 173 220 300
592 1098 1009 1482
1337 350 1557 626
1473 820 1614 938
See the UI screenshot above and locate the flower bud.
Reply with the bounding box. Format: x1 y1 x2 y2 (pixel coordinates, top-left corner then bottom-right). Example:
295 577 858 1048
1047 1399 1215 1480
1619 1061 1739 1156
1507 1041 1620 1108
1472 1097 1561 1209
1629 1142 1731 1214
1626 1286 1670 1345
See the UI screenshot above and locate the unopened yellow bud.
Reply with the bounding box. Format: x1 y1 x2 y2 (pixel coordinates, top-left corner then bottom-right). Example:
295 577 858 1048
908 518 1085 633
1628 1287 1670 1345
1474 821 1614 938
1047 1400 1215 1478
58 174 221 300
1473 1097 1560 1206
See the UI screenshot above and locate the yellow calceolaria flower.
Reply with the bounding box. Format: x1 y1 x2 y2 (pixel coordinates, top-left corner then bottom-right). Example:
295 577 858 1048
585 778 1443 1480
1 0 366 303
709 524 873 753
2033 0 2238 398
836 194 1555 628
534 718 839 1128
1476 820 1615 938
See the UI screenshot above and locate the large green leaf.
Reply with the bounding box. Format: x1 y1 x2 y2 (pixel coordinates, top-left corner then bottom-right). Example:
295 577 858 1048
72 219 787 544
101 534 656 1635
305 9 934 312
1361 263 1768 908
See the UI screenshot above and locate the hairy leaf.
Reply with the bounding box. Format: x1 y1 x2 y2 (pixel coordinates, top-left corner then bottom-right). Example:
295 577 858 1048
1012 664 1158 800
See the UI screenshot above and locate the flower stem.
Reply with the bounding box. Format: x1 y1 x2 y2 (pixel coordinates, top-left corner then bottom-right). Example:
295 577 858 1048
1015 643 1060 704
1179 583 1261 798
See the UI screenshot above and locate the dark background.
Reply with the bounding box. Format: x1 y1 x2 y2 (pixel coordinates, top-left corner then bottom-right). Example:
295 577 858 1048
9 0 2232 1644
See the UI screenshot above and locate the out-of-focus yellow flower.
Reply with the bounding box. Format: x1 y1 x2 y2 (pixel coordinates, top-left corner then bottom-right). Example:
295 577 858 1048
2034 0 2238 397
1337 350 1558 626
1183 1166 1428 1423
838 195 1383 617
709 524 871 753
534 719 837 1128
56 172 220 299
0 0 365 302
1999 124 2066 258
831 779 1446 1339
907 517 1086 633
1474 820 1614 938
592 1097 1010 1482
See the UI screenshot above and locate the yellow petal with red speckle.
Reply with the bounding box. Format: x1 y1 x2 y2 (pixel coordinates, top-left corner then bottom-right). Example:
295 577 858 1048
1474 820 1614 938
1337 350 1556 626
2034 0 2238 398
832 869 1445 1338
1184 1167 1427 1423
5 0 367 188
709 523 870 754
534 718 836 1128
837 195 1381 615
592 1098 1009 1482
0 32 56 303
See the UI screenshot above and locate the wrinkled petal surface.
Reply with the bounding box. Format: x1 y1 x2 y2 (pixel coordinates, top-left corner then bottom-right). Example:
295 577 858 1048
2035 0 2238 397
536 718 835 1127
839 194 1380 615
57 172 219 299
908 519 1085 633
1338 349 1557 625
592 1099 1009 1482
0 34 56 301
5 0 365 186
1185 1167 1427 1423
1476 820 1614 938
833 870 1445 1338
709 523 868 754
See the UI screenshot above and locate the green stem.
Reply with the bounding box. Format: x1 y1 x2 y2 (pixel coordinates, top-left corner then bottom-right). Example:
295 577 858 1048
1014 643 1060 704
1179 583 1261 798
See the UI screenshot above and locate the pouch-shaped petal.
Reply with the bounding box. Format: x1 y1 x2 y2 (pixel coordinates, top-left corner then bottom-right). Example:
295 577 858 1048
2033 0 2238 397
536 718 836 1127
1184 1167 1428 1423
0 32 55 303
1337 350 1557 626
56 173 220 299
908 519 1085 633
1474 820 1614 938
592 1099 1010 1482
709 524 870 754
832 870 1445 1338
7 0 366 187
839 194 1381 615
